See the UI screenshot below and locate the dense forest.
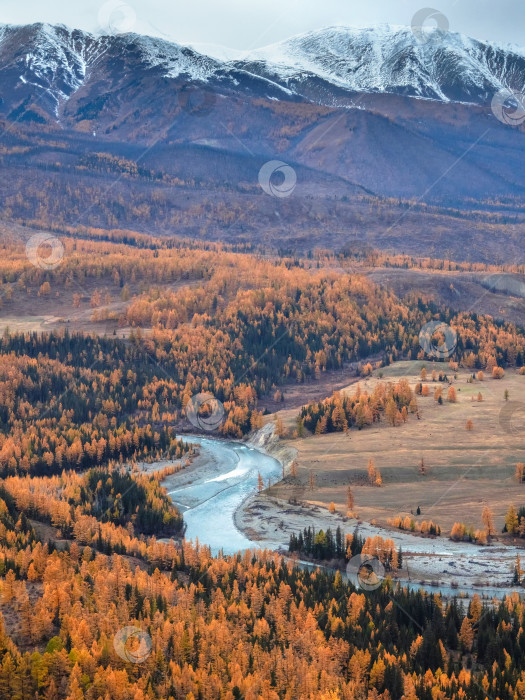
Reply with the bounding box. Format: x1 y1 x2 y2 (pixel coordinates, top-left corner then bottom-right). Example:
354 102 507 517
1 234 525 476
0 477 524 699
0 332 195 477
1 231 525 697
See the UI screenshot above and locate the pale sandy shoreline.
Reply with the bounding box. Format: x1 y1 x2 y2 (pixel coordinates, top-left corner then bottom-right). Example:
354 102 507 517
233 491 523 589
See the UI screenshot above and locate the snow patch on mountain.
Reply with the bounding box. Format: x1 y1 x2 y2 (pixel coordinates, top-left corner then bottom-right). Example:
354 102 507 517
0 24 107 115
120 33 220 81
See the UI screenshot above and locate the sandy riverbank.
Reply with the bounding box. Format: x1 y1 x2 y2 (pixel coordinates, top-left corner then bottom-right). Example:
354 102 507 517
238 425 525 592
136 436 231 497
234 490 525 590
247 422 298 474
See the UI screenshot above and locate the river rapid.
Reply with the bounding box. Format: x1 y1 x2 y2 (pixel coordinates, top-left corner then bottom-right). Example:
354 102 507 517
166 436 282 554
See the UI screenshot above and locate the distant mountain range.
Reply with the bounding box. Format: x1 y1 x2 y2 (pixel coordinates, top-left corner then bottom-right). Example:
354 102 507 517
0 22 525 263
1 23 525 117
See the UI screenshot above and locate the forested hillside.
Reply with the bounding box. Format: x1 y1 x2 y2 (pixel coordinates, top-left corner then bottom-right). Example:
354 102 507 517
1 232 525 472
0 482 524 699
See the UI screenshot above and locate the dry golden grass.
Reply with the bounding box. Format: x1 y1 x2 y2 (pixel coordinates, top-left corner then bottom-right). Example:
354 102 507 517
270 360 525 534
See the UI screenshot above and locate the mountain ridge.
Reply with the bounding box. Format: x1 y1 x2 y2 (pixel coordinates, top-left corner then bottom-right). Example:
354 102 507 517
1 21 525 122
238 24 525 104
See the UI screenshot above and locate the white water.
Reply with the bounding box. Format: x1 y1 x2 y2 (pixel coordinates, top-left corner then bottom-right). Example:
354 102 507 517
168 436 282 555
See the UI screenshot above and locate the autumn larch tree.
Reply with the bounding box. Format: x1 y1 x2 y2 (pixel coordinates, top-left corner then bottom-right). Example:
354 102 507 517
506 505 519 535
482 506 495 538
367 458 377 485
346 486 354 511
459 617 474 652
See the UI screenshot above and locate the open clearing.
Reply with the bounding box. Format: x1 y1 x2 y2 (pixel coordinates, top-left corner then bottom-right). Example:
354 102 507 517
268 360 525 535
366 267 525 327
0 277 196 337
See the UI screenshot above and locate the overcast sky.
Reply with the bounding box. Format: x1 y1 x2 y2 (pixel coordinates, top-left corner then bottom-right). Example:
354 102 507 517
1 0 522 50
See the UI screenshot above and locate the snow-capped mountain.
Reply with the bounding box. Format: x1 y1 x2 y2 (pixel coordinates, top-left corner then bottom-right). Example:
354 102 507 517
0 24 95 118
1 19 525 255
0 22 524 124
238 25 525 104
0 23 222 121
